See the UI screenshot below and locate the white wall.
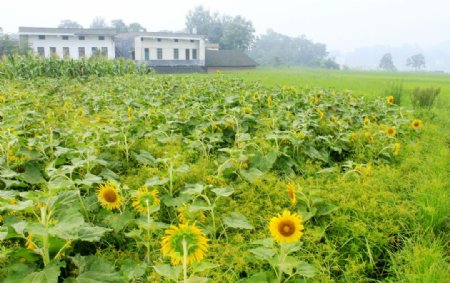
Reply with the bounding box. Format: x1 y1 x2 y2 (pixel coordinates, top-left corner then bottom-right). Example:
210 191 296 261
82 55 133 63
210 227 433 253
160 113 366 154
26 34 115 59
134 37 205 61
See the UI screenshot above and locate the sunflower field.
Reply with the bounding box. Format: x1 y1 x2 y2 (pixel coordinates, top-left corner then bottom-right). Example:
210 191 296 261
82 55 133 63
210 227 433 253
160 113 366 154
0 70 448 282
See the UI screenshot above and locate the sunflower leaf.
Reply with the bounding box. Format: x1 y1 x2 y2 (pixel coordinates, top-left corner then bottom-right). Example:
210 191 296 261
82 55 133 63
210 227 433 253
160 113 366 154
249 247 276 260
211 187 234 197
223 212 254 229
191 261 219 273
66 254 122 283
153 264 182 281
295 261 316 278
22 261 63 283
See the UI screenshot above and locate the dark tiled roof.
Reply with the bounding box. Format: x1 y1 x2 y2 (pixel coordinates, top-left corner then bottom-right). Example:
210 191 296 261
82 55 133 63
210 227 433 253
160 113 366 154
205 50 257 67
19 27 116 36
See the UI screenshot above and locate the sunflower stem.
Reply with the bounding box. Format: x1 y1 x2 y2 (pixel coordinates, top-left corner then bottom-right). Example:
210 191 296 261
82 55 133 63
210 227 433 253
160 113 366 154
146 199 151 264
277 244 287 283
182 238 188 283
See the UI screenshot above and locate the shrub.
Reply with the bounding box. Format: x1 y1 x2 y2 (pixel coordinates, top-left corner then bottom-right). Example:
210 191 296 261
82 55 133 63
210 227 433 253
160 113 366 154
384 81 403 105
410 87 440 109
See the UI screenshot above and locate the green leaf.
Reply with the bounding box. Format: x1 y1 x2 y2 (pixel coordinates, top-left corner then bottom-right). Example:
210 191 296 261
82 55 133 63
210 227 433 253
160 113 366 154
99 168 119 180
103 211 134 232
2 200 33 211
315 203 338 216
65 255 122 283
161 194 191 207
211 187 234 197
182 183 205 195
250 151 278 172
240 168 264 183
19 165 45 185
0 227 8 240
145 176 169 186
50 210 110 241
191 261 219 273
11 221 27 235
279 255 297 276
22 261 63 283
133 150 156 165
76 173 102 186
295 261 316 278
237 271 268 283
250 238 274 248
190 199 213 211
153 264 182 281
186 276 209 283
47 177 74 191
223 212 253 229
249 247 276 260
175 164 190 173
0 190 18 200
119 259 146 281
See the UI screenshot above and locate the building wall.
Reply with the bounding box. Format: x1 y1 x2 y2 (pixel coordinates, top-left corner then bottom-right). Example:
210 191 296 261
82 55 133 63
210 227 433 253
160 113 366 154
25 34 115 59
135 36 205 63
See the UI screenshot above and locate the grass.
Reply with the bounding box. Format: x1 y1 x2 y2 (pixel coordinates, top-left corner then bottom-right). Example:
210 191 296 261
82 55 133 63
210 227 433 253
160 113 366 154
223 67 450 282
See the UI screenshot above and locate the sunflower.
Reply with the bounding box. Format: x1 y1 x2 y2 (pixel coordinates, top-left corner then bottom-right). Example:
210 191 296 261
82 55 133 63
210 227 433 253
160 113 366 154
393 143 401 156
25 234 37 250
132 187 160 215
387 96 395 105
97 181 123 210
365 132 374 143
385 127 396 137
286 182 297 205
269 210 304 244
363 116 370 127
161 222 208 265
412 119 423 130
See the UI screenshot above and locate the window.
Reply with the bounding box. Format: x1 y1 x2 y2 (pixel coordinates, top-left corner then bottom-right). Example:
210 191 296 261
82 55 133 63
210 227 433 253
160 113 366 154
192 49 197 60
144 48 150 60
101 47 108 57
62 35 69 40
63 47 70 58
78 47 85 58
185 49 190 60
37 47 45 57
173 48 179 60
50 47 56 56
190 40 195 43
79 36 85 40
91 47 98 55
157 38 161 42
38 35 45 40
174 39 179 42
98 36 105 40
157 48 163 59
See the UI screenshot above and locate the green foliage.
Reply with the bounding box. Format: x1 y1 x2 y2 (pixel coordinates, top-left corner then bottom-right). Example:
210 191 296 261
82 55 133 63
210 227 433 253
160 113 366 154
0 54 148 79
406 53 426 70
410 87 440 109
248 30 337 68
379 53 397 71
0 71 448 282
185 6 255 50
384 81 403 105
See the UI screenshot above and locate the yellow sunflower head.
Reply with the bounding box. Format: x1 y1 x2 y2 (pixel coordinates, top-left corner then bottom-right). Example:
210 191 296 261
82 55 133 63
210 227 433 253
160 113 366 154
132 187 160 215
387 96 395 105
97 181 123 210
385 127 396 137
363 116 370 127
412 119 423 130
25 234 37 250
393 142 401 156
286 182 297 205
161 222 208 265
269 210 304 244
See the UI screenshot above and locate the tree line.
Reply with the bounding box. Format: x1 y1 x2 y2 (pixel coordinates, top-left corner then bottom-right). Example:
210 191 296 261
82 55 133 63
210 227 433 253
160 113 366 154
378 52 426 71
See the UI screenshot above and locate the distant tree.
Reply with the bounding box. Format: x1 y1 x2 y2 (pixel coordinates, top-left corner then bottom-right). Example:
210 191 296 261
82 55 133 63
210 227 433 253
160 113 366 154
378 53 396 71
321 58 340 69
406 53 426 70
90 17 108 28
0 35 19 58
220 16 255 50
111 19 128 33
58 20 83 29
128 22 147 32
248 30 334 68
185 6 254 50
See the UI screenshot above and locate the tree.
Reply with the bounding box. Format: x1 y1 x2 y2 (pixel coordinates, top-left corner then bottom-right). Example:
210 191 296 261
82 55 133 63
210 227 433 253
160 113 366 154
378 53 396 71
128 23 147 32
406 53 425 70
248 30 335 68
220 16 255 50
0 35 19 58
111 19 128 33
185 6 254 50
58 20 83 29
90 17 108 28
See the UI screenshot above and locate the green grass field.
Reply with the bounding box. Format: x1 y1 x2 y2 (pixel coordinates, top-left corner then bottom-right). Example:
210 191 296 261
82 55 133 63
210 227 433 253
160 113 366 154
0 66 448 282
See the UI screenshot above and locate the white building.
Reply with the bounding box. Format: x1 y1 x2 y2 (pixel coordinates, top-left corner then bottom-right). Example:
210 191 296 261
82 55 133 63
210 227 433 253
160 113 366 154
18 27 116 59
116 32 206 67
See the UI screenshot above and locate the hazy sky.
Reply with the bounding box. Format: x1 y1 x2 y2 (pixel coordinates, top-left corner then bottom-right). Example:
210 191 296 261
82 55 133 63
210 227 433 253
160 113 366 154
1 0 449 52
